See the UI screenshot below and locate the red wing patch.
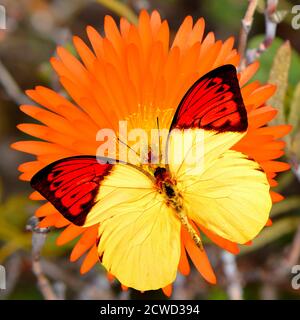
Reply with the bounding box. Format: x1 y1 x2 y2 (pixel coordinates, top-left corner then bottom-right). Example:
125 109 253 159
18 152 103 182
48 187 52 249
31 156 113 226
171 64 248 132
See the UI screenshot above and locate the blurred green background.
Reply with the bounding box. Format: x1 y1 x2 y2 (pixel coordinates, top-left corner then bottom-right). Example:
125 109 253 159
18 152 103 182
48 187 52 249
0 0 300 300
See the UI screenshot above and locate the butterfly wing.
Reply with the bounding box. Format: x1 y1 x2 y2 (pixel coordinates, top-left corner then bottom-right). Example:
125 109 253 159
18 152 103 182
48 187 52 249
31 156 113 226
170 64 247 132
168 65 272 244
31 156 181 290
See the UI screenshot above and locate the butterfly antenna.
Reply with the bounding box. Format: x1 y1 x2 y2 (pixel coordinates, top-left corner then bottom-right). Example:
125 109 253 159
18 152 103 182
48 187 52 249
156 117 162 163
116 136 141 161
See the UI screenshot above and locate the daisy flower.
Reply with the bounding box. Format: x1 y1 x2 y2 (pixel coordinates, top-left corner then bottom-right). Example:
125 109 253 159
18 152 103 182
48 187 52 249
12 10 291 296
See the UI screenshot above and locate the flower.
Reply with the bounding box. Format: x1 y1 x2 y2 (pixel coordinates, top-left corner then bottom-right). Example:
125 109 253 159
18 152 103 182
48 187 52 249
12 10 291 296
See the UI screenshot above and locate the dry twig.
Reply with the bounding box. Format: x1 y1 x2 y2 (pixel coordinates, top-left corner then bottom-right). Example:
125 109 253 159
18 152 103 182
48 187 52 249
221 252 243 300
238 0 258 69
26 216 58 300
246 0 279 64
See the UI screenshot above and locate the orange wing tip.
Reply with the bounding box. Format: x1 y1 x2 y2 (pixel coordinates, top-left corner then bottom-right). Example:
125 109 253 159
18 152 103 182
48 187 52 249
244 240 253 246
162 284 173 297
266 218 273 227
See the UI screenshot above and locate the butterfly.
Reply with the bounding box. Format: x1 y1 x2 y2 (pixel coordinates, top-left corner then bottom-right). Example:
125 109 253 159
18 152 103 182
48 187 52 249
30 65 271 291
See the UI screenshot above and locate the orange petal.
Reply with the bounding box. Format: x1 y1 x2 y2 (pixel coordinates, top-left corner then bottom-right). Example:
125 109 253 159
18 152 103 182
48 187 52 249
270 191 284 203
182 227 216 284
198 224 240 255
120 17 130 38
138 10 152 55
104 15 124 56
213 37 234 68
187 18 205 48
19 171 36 181
248 106 277 129
29 191 45 200
56 46 91 88
150 10 162 35
36 202 56 218
18 160 43 173
106 272 115 282
87 25 104 58
260 161 290 173
224 49 240 66
38 213 59 228
54 215 70 228
239 61 259 87
73 36 96 72
241 80 261 100
245 84 276 108
80 244 99 274
256 125 292 139
162 284 173 297
268 178 278 187
70 225 98 262
172 16 193 50
11 140 73 156
121 284 128 292
56 223 85 246
178 235 190 276
156 20 170 54
266 218 273 227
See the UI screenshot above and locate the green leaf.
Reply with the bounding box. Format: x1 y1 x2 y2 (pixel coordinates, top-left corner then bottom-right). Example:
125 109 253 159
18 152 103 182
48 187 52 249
268 41 291 125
